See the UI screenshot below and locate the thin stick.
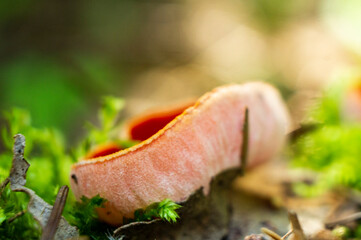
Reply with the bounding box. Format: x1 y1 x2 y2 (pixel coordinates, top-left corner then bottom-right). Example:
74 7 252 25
0 177 10 195
288 211 307 240
240 108 249 173
41 185 69 240
281 229 293 240
261 227 282 240
7 210 26 223
288 124 319 142
324 212 361 228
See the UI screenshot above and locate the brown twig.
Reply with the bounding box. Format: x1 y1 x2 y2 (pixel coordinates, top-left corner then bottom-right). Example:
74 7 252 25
0 177 10 195
288 211 307 240
324 212 361 229
7 210 26 223
240 108 249 173
288 124 319 142
261 212 306 240
41 185 69 240
281 229 293 240
261 228 293 240
261 227 282 240
8 134 78 239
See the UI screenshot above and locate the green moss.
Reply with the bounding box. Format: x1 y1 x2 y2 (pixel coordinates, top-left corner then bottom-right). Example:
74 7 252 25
0 97 125 239
0 188 41 240
0 96 158 239
67 195 112 239
133 199 181 224
291 78 361 194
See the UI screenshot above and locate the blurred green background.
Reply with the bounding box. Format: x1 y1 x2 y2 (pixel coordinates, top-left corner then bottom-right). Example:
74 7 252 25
0 0 360 145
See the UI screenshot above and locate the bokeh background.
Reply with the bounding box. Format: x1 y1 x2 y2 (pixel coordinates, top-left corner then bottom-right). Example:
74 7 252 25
1 0 360 144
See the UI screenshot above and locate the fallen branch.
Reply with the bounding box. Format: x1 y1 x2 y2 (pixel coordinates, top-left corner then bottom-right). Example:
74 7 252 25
8 134 79 240
261 227 282 240
261 228 293 240
7 210 26 223
324 212 361 229
0 177 10 195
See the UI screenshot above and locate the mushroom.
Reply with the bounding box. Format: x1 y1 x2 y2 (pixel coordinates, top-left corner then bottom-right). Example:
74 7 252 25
70 82 291 225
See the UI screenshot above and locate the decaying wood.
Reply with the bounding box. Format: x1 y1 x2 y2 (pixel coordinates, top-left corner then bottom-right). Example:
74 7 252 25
9 134 29 189
8 134 79 240
113 168 242 239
